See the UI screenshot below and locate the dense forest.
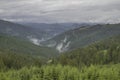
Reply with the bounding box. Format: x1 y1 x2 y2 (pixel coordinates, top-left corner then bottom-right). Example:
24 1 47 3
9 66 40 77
0 0 120 79
58 36 120 68
0 64 120 80
0 35 120 80
0 19 120 80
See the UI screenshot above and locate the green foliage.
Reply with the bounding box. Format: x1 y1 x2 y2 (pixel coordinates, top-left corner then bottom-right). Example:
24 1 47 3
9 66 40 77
43 24 120 51
0 23 120 80
58 36 120 67
0 34 58 58
0 64 120 80
0 52 42 70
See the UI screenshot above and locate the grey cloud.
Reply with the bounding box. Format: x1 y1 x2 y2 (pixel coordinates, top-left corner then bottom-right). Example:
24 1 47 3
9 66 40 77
0 0 120 23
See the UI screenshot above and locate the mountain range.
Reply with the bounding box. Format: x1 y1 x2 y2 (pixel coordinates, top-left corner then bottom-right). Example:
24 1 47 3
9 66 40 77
0 19 120 55
42 24 120 52
0 20 90 46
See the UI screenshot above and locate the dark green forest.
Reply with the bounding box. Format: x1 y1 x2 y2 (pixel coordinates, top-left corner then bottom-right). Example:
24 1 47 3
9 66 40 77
0 35 120 80
58 36 120 68
0 20 120 80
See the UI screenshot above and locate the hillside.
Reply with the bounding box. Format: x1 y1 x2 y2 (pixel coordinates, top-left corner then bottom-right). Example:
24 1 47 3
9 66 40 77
58 35 120 67
0 33 120 80
0 52 42 69
0 34 58 58
0 20 54 45
0 21 120 80
42 24 120 52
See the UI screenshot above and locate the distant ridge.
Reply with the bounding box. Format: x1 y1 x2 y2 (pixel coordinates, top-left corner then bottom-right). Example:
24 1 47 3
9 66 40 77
42 23 120 52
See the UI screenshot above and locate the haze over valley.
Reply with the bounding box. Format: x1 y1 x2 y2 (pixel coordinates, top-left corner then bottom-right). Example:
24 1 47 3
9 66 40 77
0 0 120 80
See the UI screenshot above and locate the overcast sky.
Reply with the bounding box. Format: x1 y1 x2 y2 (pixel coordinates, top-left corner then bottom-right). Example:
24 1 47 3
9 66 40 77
0 0 120 23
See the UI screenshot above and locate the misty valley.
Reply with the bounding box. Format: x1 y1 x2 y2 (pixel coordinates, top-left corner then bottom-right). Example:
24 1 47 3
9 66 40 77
0 19 120 80
0 0 120 79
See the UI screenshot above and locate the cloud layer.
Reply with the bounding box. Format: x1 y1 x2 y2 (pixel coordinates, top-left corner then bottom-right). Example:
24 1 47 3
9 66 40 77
0 0 120 23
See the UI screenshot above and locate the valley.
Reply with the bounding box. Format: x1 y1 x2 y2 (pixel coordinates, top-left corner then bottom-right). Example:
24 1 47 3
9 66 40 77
0 19 120 80
0 0 120 79
42 24 120 52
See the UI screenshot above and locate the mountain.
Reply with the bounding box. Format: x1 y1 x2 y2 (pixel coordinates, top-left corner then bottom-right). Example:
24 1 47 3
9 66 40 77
0 34 58 58
0 20 55 45
21 22 93 43
0 20 91 46
58 35 120 67
21 23 90 37
42 24 120 52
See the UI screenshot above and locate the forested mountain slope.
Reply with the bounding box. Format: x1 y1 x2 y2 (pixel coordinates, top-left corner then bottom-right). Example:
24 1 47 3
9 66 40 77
43 24 120 52
58 36 120 67
0 20 54 45
0 34 58 58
